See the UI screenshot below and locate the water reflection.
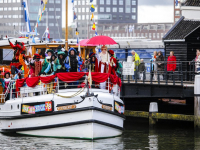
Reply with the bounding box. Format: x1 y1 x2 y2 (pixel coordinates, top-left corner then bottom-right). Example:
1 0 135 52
0 118 198 150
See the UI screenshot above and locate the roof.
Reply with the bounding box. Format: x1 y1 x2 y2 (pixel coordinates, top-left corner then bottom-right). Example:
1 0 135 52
163 16 200 41
182 0 200 6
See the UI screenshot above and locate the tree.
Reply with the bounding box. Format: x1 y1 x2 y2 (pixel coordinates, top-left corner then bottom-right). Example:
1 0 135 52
62 27 73 39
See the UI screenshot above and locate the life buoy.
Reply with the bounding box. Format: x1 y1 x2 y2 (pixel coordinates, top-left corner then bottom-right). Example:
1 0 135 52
0 68 11 75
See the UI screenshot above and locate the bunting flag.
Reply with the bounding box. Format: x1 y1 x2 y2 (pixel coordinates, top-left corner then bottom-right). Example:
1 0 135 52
90 0 93 2
95 31 98 36
77 37 79 44
76 31 79 35
41 0 43 5
92 23 96 30
91 13 94 21
90 4 95 12
74 12 77 20
175 0 178 6
32 36 36 43
28 46 32 55
35 27 37 35
71 0 74 3
45 27 50 39
22 0 31 32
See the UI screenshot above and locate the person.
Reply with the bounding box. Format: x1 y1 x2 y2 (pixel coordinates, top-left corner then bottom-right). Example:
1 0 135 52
196 53 200 74
30 54 42 77
19 53 30 78
40 49 54 75
64 48 83 72
4 72 11 101
108 50 117 76
167 51 176 80
151 51 158 80
156 51 164 80
43 54 57 75
99 45 110 73
86 52 99 72
131 50 140 80
54 51 66 73
99 45 110 89
138 59 145 80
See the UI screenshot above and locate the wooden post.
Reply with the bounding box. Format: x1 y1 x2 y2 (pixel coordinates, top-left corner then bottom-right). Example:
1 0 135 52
65 0 68 51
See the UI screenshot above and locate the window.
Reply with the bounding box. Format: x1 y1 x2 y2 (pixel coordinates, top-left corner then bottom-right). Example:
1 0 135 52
86 8 89 12
8 15 11 18
12 0 16 2
49 8 54 11
113 7 117 12
13 23 18 26
4 15 7 18
153 33 155 38
8 0 11 2
132 15 136 20
13 15 18 18
98 14 112 20
82 1 85 5
161 33 164 38
113 15 117 19
78 1 81 5
78 16 81 20
100 7 104 12
119 0 123 5
49 16 54 19
132 0 136 5
74 1 77 5
55 16 60 19
119 8 123 12
56 8 60 11
82 15 85 20
115 33 118 37
4 0 7 3
55 0 60 4
13 7 18 11
157 33 160 38
0 8 2 11
100 0 104 5
4 7 7 11
125 0 131 13
19 15 23 18
106 7 110 12
86 15 89 20
49 23 54 26
16 0 20 2
132 8 136 13
175 10 180 16
19 7 23 10
49 0 54 3
78 8 81 12
82 8 85 12
113 0 117 5
0 15 3 18
106 0 110 5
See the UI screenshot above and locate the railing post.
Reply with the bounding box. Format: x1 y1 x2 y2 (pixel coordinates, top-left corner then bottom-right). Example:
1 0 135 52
165 61 168 85
158 71 160 85
150 60 152 84
143 70 145 84
193 60 195 81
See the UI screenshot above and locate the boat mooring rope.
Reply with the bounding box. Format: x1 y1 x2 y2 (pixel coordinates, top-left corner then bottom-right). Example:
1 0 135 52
55 87 85 98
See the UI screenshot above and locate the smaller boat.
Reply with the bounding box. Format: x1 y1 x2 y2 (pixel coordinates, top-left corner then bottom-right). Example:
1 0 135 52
0 72 125 140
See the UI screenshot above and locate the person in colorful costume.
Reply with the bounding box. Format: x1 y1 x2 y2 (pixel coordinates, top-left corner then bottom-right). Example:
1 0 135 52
54 51 66 73
8 39 26 63
88 52 99 73
43 54 57 75
64 48 83 72
108 50 117 76
40 49 54 75
4 72 11 101
30 54 42 77
19 52 30 78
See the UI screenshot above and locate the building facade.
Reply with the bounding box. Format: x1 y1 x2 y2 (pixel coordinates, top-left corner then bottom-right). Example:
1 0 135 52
73 0 138 39
88 22 174 41
0 0 62 39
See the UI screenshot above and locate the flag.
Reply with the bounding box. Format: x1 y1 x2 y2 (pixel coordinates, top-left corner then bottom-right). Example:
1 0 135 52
91 13 94 21
175 0 178 6
77 37 79 44
45 27 50 38
78 43 81 56
92 23 96 30
74 12 77 20
22 0 31 32
95 31 98 36
90 4 95 12
41 0 43 5
90 0 93 2
71 0 74 3
76 31 79 35
35 27 37 35
32 36 36 43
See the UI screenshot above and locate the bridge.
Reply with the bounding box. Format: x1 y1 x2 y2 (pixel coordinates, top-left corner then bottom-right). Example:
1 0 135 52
120 60 195 100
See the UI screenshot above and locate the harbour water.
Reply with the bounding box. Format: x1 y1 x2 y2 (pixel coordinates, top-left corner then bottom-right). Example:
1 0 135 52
0 118 198 150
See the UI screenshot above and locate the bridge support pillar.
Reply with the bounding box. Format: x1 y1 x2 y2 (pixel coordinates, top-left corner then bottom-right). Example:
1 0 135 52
194 75 200 128
149 102 158 127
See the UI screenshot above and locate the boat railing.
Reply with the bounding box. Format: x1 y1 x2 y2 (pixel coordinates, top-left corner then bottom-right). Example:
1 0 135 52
5 76 120 101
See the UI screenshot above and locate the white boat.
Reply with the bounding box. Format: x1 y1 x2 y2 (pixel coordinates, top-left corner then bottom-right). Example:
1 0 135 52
0 74 125 140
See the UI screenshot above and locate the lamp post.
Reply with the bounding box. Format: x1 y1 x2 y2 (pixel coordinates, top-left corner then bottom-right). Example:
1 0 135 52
65 0 68 51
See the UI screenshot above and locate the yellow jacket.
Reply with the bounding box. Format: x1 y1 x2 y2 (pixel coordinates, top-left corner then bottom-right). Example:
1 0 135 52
133 52 140 71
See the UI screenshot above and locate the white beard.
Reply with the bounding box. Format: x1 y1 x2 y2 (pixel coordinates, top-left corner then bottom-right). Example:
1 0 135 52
100 52 109 63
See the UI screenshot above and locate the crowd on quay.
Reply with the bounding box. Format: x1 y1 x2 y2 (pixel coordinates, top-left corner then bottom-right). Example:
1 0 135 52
0 40 122 100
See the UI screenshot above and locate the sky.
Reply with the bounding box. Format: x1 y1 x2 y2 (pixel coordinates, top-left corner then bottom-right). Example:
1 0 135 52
62 0 174 27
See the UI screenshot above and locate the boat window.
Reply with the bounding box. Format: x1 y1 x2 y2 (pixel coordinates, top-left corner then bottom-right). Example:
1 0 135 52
17 104 19 109
11 105 12 110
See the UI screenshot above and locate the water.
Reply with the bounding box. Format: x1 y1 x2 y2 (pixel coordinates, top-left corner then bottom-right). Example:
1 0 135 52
0 118 198 150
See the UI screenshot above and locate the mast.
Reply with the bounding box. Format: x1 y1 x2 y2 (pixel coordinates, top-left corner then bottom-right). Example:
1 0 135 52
65 0 68 50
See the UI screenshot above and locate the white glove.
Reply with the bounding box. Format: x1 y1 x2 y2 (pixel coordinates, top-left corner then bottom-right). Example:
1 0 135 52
31 59 35 63
113 63 116 67
106 62 108 65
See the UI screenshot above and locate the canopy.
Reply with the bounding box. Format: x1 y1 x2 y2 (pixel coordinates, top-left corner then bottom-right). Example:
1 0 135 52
76 39 98 46
87 36 117 45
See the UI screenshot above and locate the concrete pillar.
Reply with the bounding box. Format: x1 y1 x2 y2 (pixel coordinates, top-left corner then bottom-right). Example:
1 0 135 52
194 75 200 128
149 102 158 127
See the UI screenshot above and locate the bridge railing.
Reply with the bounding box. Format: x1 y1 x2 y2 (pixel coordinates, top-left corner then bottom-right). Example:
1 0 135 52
120 60 196 86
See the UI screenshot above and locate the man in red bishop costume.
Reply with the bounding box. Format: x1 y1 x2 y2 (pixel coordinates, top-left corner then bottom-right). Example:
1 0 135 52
108 50 117 76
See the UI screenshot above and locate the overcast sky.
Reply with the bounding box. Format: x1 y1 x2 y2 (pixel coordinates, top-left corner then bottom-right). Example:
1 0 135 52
62 0 174 27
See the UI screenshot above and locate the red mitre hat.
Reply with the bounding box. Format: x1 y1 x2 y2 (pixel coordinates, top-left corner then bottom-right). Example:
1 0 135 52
101 45 107 49
108 50 114 55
